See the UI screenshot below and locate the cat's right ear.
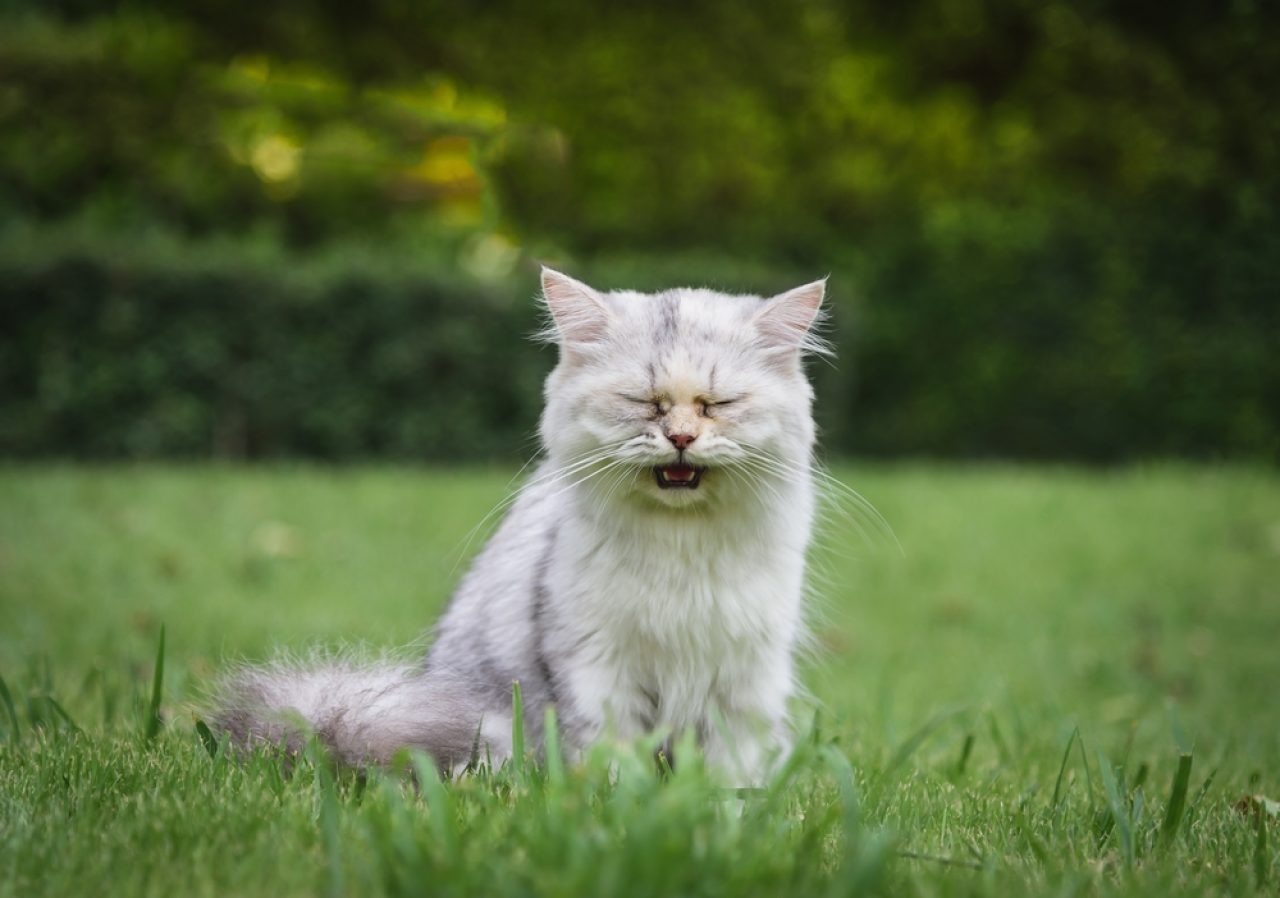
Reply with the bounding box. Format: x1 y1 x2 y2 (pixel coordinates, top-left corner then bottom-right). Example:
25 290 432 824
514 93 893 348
540 267 610 354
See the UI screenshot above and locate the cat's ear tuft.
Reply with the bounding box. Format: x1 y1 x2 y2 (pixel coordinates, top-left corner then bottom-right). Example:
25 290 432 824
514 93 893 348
540 267 610 349
752 278 830 356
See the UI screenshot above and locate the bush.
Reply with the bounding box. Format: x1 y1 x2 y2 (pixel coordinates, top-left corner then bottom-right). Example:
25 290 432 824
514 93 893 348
1 218 1276 463
0 230 548 459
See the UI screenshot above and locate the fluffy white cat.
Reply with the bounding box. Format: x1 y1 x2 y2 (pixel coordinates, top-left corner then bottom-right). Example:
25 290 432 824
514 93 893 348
214 268 827 784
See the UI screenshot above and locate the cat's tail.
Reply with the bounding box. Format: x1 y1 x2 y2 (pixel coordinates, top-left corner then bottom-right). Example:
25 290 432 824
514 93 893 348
206 653 491 771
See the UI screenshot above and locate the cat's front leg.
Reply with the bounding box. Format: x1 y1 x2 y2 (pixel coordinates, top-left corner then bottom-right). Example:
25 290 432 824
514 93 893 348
701 708 791 788
702 657 795 787
553 654 654 755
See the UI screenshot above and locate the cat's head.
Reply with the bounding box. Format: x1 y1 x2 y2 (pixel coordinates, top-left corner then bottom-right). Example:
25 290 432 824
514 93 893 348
538 268 827 510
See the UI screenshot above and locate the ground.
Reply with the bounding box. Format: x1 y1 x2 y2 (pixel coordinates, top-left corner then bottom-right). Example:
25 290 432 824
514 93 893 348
1 463 1276 896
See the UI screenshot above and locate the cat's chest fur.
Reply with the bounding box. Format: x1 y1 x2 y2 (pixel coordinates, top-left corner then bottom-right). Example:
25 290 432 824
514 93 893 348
543 488 809 735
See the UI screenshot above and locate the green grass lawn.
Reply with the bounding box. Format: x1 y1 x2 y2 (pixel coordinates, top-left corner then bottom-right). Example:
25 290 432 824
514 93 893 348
1 463 1277 897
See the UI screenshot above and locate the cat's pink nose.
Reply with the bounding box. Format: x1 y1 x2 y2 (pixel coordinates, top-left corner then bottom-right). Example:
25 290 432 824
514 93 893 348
667 432 696 451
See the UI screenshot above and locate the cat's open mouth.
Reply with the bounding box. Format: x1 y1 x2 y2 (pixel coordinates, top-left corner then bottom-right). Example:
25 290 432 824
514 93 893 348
654 463 705 489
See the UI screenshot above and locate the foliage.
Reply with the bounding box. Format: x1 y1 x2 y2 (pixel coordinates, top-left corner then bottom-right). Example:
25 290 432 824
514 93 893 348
0 228 548 459
1 3 1277 460
2 225 1275 460
1 464 1278 896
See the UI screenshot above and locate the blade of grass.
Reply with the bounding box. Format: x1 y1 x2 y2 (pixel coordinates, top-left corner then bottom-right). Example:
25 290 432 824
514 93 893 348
1098 750 1134 867
1052 727 1080 808
1256 808 1269 888
306 738 345 898
955 732 975 778
820 744 895 894
25 693 48 730
542 706 565 787
195 720 219 759
144 625 165 741
1160 752 1194 847
820 744 861 821
1131 762 1149 792
1076 732 1096 809
45 696 83 734
1188 766 1219 818
987 711 1011 765
1016 802 1052 866
1131 788 1146 850
411 752 458 857
509 680 525 778
0 672 20 743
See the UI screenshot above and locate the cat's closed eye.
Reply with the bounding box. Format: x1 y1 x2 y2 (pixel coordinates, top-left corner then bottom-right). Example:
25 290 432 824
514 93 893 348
619 394 666 416
620 394 741 415
700 398 741 416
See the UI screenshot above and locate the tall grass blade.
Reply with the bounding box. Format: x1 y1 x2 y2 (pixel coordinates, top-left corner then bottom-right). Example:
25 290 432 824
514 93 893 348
1256 809 1269 888
307 739 345 898
841 829 897 893
1016 802 1051 865
820 744 860 821
821 745 895 894
144 624 165 741
1131 787 1146 845
543 706 565 787
0 672 20 743
1131 762 1149 791
45 696 83 734
1189 766 1219 817
411 752 458 857
1052 727 1080 808
509 680 525 778
987 711 1011 765
195 720 219 759
1076 732 1096 809
1098 750 1134 867
1160 752 1194 847
955 732 975 777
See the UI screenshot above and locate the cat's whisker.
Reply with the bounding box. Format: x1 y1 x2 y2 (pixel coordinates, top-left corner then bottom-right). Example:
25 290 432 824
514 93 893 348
536 456 636 508
592 464 640 510
727 438 900 554
449 442 630 571
719 464 777 511
724 462 786 508
731 451 882 550
809 465 902 555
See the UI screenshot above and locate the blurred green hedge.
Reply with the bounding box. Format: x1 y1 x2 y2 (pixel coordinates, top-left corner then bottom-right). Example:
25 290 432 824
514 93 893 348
0 232 548 459
2 215 1276 462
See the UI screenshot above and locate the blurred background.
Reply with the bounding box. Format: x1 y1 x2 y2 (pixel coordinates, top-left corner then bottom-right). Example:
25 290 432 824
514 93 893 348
2 0 1276 463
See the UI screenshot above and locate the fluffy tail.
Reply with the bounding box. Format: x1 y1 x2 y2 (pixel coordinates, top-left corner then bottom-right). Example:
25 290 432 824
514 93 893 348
208 655 487 770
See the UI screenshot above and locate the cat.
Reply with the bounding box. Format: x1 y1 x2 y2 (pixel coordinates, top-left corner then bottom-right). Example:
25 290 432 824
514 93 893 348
212 267 827 784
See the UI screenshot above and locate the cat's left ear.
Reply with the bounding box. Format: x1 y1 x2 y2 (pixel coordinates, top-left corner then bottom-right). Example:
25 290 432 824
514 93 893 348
752 278 828 354
541 267 611 352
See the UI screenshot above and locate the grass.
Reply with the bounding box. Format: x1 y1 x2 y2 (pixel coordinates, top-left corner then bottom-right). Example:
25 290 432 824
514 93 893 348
0 462 1277 897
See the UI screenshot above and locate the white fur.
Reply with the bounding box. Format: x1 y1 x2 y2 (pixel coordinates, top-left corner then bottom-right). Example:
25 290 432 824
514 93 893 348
215 269 826 786
431 270 824 782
